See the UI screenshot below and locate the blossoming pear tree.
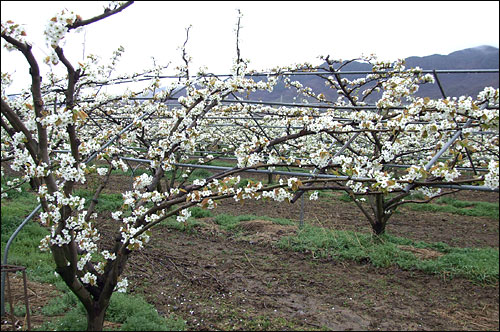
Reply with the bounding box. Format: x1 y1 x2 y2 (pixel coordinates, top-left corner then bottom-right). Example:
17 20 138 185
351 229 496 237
1 1 329 330
216 56 499 235
1 1 281 329
2 1 499 331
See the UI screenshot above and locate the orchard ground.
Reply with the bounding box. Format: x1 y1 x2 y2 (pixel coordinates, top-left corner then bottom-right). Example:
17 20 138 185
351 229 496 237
2 167 499 331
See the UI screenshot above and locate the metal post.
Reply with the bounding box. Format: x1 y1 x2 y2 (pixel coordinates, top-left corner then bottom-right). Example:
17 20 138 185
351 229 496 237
22 268 31 331
1 265 30 330
299 194 305 229
1 205 41 316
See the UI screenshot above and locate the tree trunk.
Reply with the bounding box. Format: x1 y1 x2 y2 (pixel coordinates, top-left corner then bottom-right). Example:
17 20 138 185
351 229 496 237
372 220 386 235
86 304 107 331
372 193 387 235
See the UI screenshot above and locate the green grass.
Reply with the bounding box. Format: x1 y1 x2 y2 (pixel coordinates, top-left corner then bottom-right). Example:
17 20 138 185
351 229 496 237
407 197 499 220
1 179 58 284
159 206 214 231
37 292 186 331
213 213 295 231
41 291 79 316
164 209 498 283
205 159 236 168
189 206 213 219
90 164 150 178
37 283 186 331
161 211 295 235
278 224 499 284
72 189 125 212
333 192 498 219
213 214 244 231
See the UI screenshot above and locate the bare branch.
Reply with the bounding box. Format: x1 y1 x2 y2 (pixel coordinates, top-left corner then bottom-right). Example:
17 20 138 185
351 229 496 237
386 189 460 210
67 1 134 31
180 25 191 79
235 9 242 75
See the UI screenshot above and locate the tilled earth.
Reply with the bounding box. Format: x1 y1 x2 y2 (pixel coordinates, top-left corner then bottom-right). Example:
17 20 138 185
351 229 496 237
2 170 499 331
121 222 499 331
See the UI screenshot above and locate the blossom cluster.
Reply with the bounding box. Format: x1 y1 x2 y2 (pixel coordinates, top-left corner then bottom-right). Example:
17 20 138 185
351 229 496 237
44 9 82 64
1 20 28 50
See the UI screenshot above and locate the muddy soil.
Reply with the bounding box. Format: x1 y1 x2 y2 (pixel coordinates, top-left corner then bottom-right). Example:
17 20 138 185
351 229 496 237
120 221 499 331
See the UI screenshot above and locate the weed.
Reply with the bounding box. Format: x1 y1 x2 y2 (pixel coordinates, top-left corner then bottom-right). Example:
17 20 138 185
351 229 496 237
407 197 499 220
189 206 213 219
72 189 124 212
278 224 499 284
42 291 78 316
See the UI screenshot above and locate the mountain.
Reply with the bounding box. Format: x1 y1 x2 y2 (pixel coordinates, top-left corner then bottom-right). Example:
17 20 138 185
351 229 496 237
241 45 499 103
404 45 499 99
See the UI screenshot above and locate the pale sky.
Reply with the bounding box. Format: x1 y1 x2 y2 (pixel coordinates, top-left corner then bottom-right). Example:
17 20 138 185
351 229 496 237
1 1 499 93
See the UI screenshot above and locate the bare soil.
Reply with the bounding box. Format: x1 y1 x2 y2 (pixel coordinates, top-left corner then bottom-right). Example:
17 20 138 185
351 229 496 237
2 170 499 330
99 174 500 330
0 273 61 331
120 221 499 331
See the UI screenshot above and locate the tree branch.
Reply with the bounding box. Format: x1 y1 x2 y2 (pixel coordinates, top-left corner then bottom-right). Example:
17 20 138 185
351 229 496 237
1 99 39 162
67 1 134 31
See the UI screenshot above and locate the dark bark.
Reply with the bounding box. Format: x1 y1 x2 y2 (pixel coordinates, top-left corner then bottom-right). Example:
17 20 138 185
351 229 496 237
86 304 107 331
371 194 388 235
372 219 387 235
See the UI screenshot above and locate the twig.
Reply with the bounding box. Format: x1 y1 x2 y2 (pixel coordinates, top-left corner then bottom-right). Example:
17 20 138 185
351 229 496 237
244 252 256 270
167 257 191 282
202 271 225 290
27 287 38 298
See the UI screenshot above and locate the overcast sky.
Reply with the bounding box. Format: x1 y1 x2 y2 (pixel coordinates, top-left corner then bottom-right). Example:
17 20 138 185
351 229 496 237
1 1 499 93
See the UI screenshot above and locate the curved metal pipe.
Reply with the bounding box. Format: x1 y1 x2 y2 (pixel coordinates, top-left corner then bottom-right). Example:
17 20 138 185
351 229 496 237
1 204 41 316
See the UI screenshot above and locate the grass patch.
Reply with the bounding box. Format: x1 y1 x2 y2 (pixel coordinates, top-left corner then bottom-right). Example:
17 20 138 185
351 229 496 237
71 189 124 212
159 206 214 231
90 164 150 178
38 291 186 331
336 192 354 202
41 291 79 316
1 180 58 284
278 224 499 284
332 191 499 219
189 206 213 219
212 213 296 231
213 214 242 231
161 216 205 232
407 197 499 219
107 293 185 331
205 159 236 168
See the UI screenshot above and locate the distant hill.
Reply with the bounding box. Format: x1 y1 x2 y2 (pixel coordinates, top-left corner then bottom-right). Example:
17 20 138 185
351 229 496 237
241 45 499 103
405 45 499 99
